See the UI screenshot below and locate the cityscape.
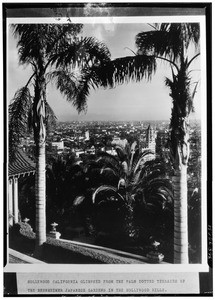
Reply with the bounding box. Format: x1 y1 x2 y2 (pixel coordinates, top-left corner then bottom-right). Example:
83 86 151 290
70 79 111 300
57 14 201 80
21 119 201 165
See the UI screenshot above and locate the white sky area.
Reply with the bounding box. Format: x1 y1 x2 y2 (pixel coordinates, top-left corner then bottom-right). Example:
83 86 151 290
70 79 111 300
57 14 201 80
7 22 201 122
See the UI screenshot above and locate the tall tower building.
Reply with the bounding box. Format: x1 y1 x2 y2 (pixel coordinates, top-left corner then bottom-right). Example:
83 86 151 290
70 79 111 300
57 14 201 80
146 124 156 154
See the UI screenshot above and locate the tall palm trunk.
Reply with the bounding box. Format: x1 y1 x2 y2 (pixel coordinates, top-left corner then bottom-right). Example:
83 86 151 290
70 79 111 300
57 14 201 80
173 165 188 263
34 73 47 255
168 48 192 263
171 116 190 263
35 140 46 249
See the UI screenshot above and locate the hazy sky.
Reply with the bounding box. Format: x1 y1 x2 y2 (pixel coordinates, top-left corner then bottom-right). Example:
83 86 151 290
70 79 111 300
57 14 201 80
7 22 201 122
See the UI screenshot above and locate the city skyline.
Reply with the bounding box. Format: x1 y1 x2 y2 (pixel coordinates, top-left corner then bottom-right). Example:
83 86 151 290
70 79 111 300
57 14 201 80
8 21 201 122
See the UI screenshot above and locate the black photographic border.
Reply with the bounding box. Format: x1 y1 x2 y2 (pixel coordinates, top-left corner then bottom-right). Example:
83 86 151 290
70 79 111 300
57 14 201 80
3 2 213 296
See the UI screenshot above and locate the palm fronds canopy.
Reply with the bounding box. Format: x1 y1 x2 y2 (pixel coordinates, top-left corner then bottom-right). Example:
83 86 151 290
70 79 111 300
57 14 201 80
136 23 200 62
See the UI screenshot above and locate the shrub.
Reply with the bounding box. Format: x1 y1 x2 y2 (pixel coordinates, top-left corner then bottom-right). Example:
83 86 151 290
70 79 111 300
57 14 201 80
9 222 35 255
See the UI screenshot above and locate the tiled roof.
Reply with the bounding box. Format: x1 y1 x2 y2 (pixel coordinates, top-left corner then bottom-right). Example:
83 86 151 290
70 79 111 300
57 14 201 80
9 149 36 178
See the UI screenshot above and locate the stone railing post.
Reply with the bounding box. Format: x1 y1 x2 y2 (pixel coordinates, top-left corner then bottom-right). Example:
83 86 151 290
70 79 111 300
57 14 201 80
48 222 61 239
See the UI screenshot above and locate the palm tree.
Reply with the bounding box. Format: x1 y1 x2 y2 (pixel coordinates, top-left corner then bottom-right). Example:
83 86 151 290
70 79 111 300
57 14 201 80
90 142 155 236
72 142 153 236
133 159 174 246
154 24 200 263
9 24 111 255
90 150 173 249
74 23 200 263
91 142 154 194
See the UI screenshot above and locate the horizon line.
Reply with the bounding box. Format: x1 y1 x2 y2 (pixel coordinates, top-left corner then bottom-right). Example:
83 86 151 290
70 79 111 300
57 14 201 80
57 119 201 123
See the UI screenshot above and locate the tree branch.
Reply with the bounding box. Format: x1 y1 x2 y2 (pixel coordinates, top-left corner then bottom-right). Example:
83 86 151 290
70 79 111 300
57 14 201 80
156 56 180 73
147 23 158 31
187 53 200 68
124 47 137 55
25 72 36 88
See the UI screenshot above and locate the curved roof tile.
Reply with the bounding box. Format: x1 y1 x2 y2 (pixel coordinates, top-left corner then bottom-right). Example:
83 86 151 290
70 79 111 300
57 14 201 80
9 149 36 178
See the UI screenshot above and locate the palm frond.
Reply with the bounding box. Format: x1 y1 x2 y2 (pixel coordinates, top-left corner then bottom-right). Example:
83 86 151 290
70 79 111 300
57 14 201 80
180 23 200 50
72 54 156 109
128 141 138 173
12 24 42 65
143 178 173 209
92 185 118 204
9 86 32 160
72 72 97 113
145 159 167 175
130 169 142 186
45 101 57 132
84 160 101 173
167 63 196 157
121 161 128 176
96 151 120 165
73 195 85 206
130 141 137 152
51 36 111 69
136 23 200 62
136 28 181 61
45 24 83 55
190 81 199 112
124 141 131 158
96 152 121 173
100 167 117 177
12 24 83 66
99 167 120 185
146 178 173 192
133 149 154 174
100 54 157 86
48 69 77 99
49 69 88 113
114 144 127 161
130 149 142 174
27 101 34 133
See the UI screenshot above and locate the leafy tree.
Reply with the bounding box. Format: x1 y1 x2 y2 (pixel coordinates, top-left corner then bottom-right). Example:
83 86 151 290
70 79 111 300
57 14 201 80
9 24 111 255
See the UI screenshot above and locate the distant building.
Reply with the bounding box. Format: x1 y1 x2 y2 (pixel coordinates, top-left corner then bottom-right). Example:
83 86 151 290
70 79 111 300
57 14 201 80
85 130 90 140
75 150 85 158
141 124 157 161
146 124 156 154
52 141 64 150
112 137 128 148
